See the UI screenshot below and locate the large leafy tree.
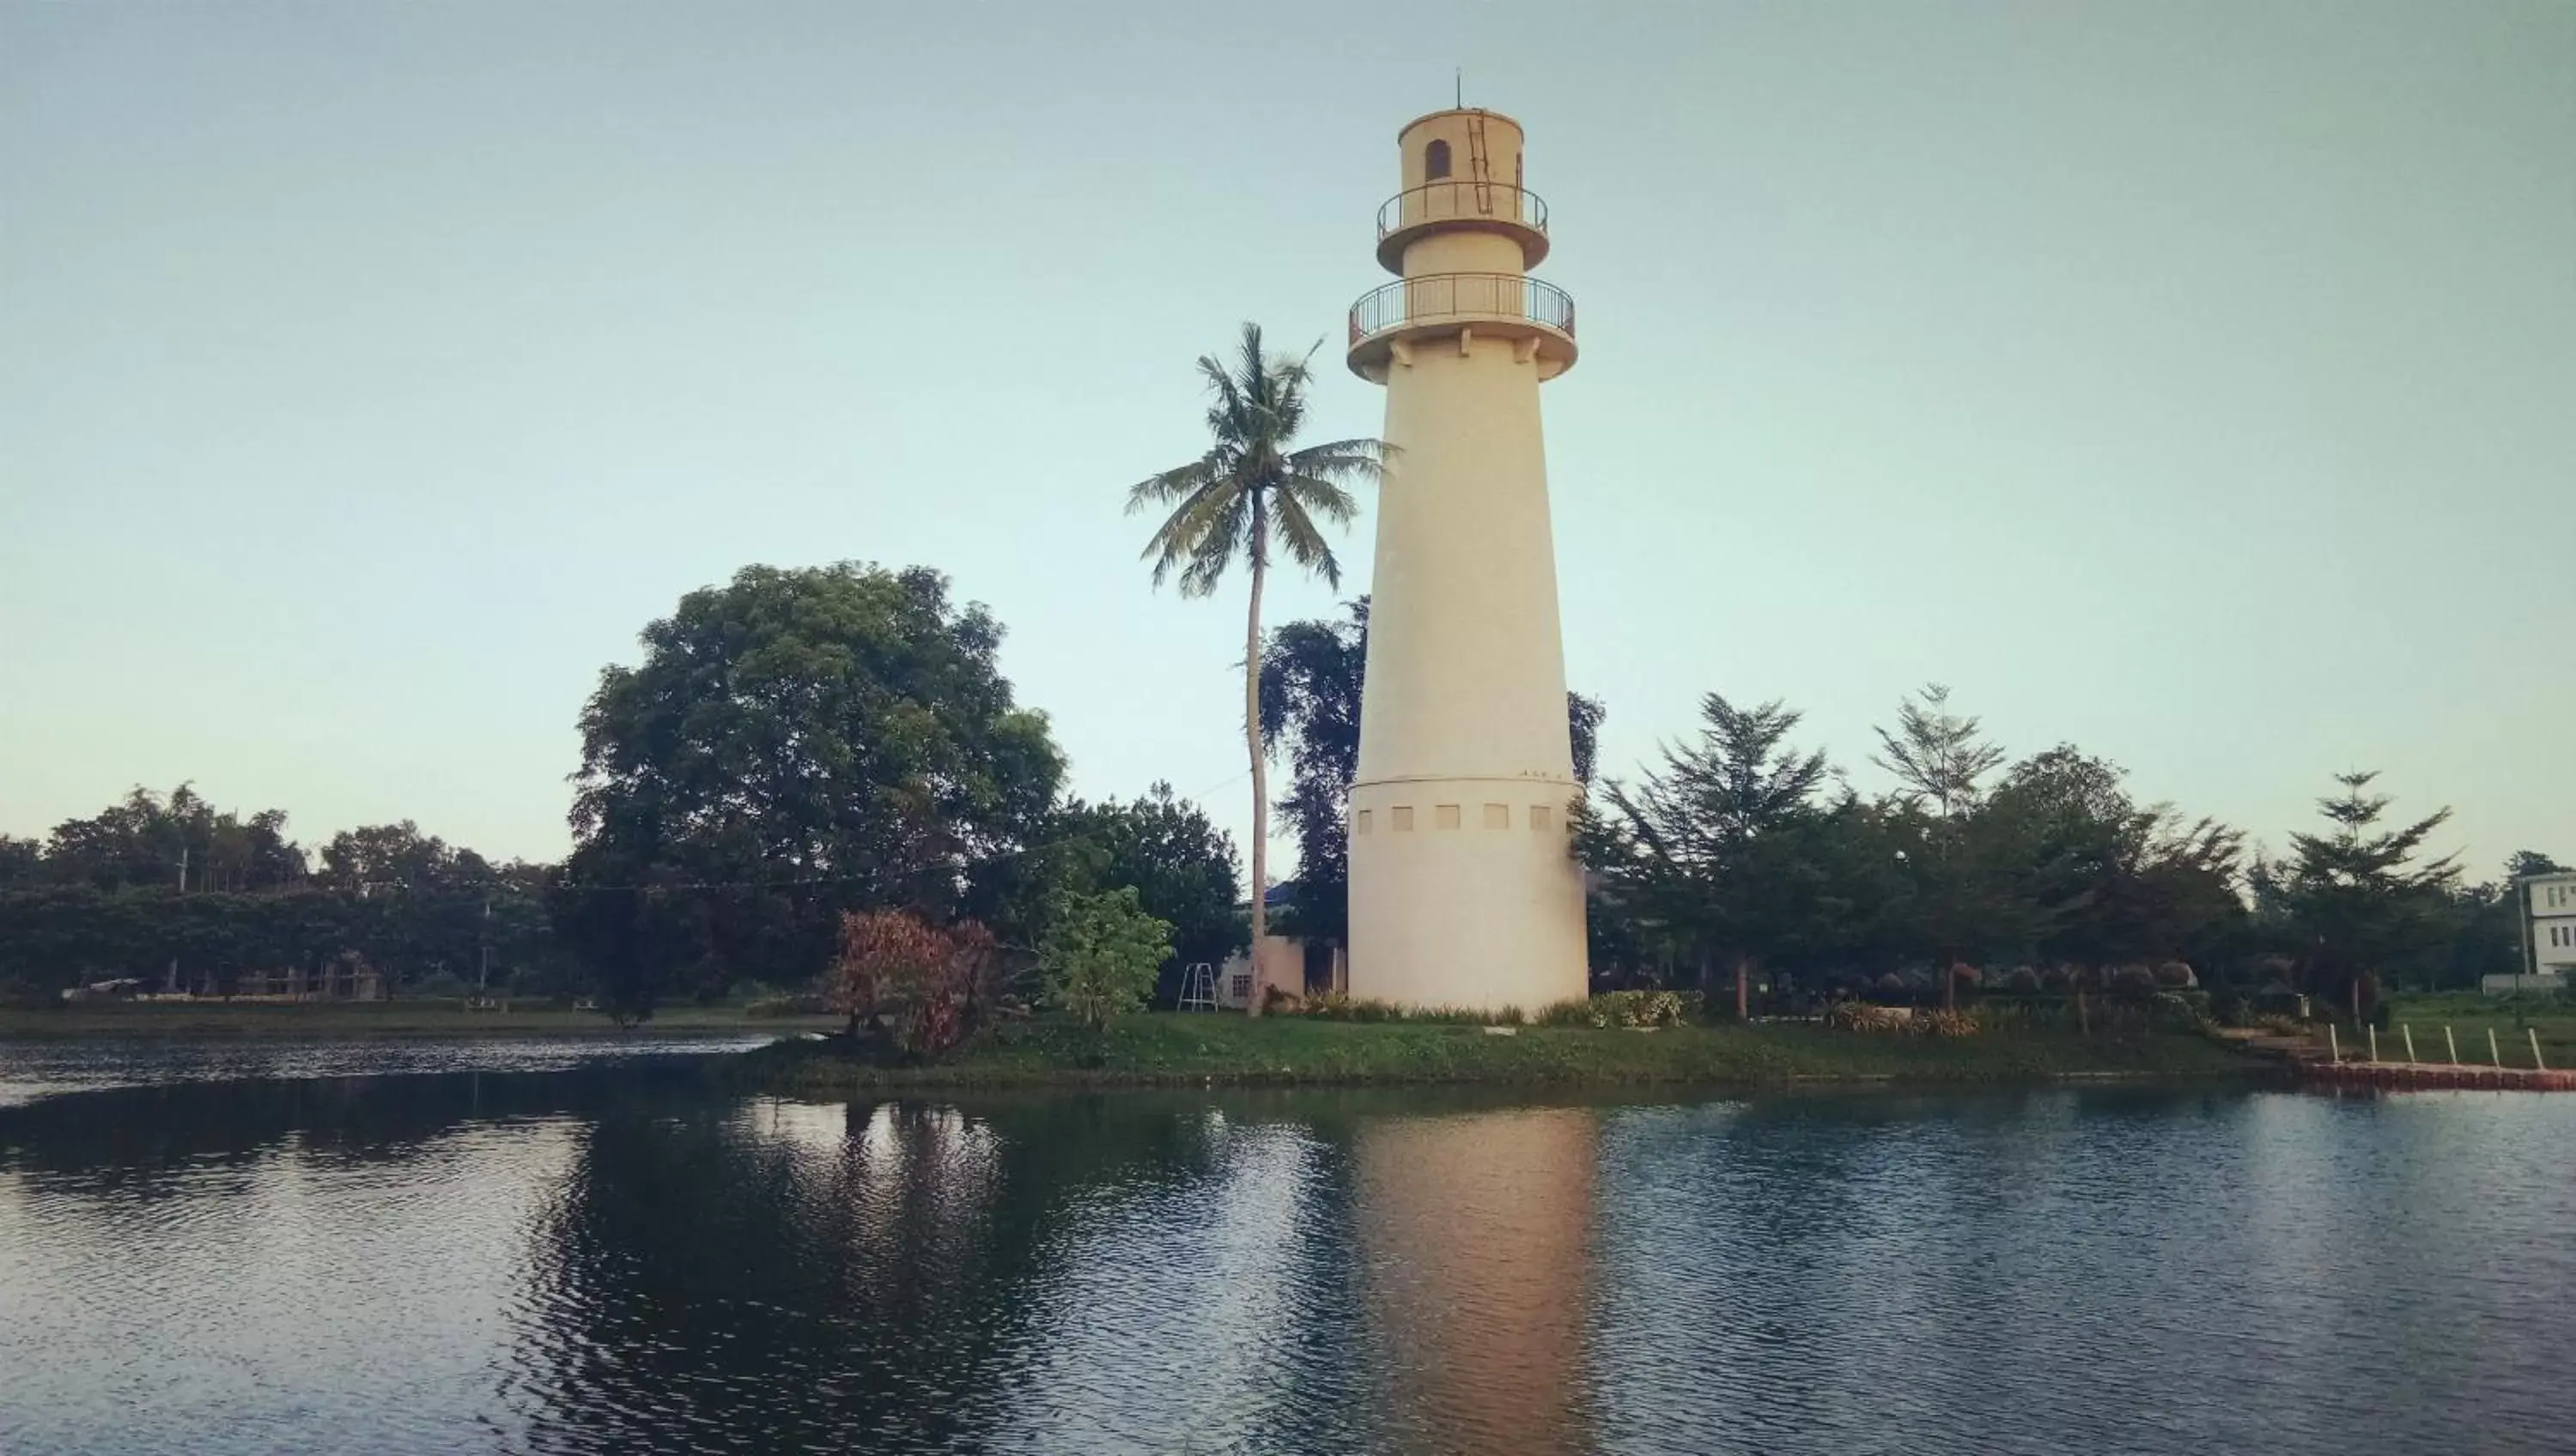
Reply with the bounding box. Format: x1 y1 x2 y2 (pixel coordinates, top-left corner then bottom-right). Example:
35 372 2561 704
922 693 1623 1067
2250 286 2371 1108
318 822 492 894
1127 323 1388 957
1977 746 2245 972
561 563 1063 1018
1580 694 1832 1017
1260 596 1601 943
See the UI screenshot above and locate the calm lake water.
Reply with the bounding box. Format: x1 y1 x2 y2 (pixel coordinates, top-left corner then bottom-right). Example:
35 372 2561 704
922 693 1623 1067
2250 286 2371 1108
1 1047 2570 1455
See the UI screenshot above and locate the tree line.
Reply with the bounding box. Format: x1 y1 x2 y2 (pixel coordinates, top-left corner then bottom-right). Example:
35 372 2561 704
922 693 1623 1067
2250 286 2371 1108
6 323 2559 1025
0 787 564 1000
6 578 2557 1022
0 567 1249 1021
1253 601 2562 1019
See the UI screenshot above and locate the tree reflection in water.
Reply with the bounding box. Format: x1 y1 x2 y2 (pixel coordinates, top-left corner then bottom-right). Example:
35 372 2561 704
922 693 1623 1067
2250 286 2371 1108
8 1071 2572 1456
501 1085 1603 1454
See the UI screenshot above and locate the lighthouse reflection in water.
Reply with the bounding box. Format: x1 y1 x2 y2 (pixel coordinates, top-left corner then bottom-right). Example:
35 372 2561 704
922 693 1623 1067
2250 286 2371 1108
4 1076 2571 1455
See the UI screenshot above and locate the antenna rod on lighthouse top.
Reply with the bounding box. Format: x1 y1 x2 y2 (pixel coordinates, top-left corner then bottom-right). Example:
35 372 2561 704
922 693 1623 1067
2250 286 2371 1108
1455 68 1462 108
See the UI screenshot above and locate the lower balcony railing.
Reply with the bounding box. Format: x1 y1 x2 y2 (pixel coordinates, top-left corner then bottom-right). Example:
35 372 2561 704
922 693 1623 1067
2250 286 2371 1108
1347 273 1575 348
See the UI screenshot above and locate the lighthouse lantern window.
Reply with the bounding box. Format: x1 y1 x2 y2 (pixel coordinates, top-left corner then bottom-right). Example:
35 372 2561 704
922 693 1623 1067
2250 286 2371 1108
1424 138 1451 180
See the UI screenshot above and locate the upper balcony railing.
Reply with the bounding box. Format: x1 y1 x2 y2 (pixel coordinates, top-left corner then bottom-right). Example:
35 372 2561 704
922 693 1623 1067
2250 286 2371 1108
1376 181 1549 240
1374 181 1551 270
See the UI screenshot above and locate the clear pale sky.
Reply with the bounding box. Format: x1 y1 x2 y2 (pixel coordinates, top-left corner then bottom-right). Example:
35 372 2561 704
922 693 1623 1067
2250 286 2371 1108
4 1 2571 879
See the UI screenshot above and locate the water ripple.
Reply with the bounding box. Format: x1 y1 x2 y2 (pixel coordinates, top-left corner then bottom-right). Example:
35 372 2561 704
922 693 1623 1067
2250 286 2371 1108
3 1076 2571 1455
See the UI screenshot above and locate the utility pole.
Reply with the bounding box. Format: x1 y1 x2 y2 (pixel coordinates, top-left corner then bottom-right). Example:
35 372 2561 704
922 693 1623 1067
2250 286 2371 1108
478 895 491 993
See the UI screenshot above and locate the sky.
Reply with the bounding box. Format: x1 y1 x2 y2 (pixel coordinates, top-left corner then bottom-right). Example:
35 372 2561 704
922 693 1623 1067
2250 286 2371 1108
3 0 2572 882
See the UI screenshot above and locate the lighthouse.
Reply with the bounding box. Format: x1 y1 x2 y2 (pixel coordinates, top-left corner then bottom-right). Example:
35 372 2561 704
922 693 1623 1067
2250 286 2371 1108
1345 108 1587 1012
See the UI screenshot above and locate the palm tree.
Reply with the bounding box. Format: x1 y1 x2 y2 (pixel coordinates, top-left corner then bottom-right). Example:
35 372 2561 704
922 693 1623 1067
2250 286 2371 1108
1129 322 1388 968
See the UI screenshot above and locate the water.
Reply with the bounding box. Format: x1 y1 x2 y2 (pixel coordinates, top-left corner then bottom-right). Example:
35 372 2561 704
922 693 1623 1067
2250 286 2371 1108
0 1034 783 1107
1 1051 2569 1454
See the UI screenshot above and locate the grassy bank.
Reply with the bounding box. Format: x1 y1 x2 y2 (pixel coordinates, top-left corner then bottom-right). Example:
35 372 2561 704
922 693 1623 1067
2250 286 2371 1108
738 1012 2258 1094
2379 992 2576 1069
0 1001 841 1040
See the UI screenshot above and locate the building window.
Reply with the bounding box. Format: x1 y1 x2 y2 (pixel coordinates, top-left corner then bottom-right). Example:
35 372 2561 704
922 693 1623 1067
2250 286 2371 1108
1425 138 1451 180
1485 804 1510 829
1528 804 1552 831
1392 806 1414 832
1436 804 1461 829
1356 810 1372 835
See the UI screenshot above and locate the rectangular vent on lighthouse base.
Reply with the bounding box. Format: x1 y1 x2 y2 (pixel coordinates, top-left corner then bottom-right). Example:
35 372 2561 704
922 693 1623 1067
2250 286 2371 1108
1435 804 1461 829
1392 806 1414 831
1484 804 1510 828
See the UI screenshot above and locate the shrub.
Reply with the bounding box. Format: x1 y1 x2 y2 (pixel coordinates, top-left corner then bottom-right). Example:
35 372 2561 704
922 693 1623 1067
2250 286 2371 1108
1973 1001 2032 1033
1534 999 1594 1028
1039 887 1173 1038
1525 991 1696 1028
1825 1001 1913 1034
1300 991 1355 1020
1599 990 1694 1028
830 910 995 1059
1296 995 1485 1023
2150 991 2213 1034
1917 1008 1978 1039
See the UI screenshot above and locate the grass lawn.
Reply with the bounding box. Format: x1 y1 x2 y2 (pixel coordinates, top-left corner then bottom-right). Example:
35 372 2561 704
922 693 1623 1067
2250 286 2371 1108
2377 992 2576 1071
0 1000 841 1040
739 1011 2259 1094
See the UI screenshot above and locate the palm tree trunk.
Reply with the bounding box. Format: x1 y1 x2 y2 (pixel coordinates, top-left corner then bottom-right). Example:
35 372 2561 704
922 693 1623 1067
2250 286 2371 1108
1243 511 1269 1014
1735 954 1750 1022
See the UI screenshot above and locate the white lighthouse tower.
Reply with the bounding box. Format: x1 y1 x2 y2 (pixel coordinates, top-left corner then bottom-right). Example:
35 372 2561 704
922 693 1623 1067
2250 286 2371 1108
1345 107 1587 1013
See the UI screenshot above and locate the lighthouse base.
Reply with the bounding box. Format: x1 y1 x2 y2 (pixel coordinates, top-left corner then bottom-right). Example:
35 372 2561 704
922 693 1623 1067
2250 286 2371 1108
1346 776 1589 1014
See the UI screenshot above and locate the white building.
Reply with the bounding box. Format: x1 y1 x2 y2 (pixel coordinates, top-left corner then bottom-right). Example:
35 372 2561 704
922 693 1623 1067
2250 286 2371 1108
2525 870 2576 975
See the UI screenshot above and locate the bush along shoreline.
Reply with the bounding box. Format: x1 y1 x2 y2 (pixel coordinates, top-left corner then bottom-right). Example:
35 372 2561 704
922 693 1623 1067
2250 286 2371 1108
732 992 2263 1095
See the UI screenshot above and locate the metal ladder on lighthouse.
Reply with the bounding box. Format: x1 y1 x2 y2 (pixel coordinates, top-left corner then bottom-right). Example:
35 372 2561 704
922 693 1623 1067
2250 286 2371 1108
1464 112 1519 319
1467 112 1495 216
